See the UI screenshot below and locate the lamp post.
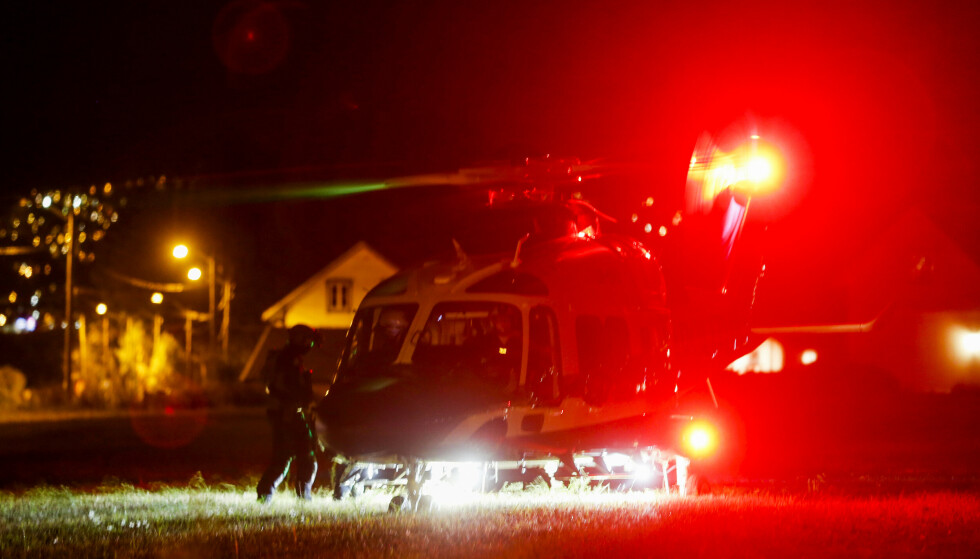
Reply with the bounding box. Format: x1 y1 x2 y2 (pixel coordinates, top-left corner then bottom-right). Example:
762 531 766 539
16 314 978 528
63 212 74 398
173 244 232 373
95 302 108 376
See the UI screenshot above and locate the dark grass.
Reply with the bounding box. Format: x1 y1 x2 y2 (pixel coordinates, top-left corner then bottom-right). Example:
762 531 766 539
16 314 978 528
2 482 979 558
1 389 978 557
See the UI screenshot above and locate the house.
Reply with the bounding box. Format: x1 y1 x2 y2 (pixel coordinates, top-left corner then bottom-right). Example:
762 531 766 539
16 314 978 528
239 242 398 383
845 208 980 391
735 208 980 391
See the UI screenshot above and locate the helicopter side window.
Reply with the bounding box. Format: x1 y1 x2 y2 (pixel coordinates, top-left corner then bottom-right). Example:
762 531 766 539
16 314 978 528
340 304 418 376
413 302 522 389
604 317 632 399
527 306 562 405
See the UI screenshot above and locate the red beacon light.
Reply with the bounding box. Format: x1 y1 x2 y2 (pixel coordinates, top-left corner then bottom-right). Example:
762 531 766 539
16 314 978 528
687 135 787 206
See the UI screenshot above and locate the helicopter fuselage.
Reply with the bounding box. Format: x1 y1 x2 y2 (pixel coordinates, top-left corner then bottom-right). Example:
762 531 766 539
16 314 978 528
316 232 692 466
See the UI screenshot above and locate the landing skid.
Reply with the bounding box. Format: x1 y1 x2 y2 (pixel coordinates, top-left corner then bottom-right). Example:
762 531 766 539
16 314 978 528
332 448 706 511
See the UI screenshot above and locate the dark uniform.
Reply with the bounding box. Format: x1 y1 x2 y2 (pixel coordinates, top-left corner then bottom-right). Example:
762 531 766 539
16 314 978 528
257 325 318 502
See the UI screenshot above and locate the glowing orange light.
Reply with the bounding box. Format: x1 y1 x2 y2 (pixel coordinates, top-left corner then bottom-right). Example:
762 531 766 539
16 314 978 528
173 244 189 259
96 303 107 315
151 292 164 305
682 422 718 457
658 225 667 237
187 267 202 281
690 429 710 450
958 330 980 360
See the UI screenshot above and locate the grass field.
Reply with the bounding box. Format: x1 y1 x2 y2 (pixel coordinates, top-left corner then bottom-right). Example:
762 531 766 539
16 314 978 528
2 479 978 558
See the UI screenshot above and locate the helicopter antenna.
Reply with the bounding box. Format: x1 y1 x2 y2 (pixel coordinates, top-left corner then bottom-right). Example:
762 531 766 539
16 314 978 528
510 233 530 268
451 238 471 271
706 377 719 409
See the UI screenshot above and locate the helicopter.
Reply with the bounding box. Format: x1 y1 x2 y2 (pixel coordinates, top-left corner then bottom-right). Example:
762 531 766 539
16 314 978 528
314 132 786 511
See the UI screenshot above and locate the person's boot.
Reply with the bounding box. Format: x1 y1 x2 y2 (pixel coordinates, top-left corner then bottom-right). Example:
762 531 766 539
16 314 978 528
296 481 313 501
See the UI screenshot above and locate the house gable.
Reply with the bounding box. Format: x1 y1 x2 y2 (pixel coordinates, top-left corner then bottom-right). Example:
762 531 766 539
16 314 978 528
261 241 398 329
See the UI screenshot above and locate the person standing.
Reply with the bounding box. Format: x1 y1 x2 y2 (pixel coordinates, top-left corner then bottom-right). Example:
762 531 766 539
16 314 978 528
257 324 319 503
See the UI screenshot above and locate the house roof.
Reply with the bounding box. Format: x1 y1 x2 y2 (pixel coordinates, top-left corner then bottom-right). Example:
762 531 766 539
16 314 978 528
260 241 397 323
753 204 980 327
847 207 980 317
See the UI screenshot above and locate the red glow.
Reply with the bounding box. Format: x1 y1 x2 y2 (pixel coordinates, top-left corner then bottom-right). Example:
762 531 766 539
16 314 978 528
164 406 175 416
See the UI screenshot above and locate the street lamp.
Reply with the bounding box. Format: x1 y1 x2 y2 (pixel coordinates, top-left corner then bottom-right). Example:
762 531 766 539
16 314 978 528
95 303 109 373
172 244 232 364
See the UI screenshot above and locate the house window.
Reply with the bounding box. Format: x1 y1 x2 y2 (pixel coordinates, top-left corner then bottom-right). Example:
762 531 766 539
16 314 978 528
326 279 353 312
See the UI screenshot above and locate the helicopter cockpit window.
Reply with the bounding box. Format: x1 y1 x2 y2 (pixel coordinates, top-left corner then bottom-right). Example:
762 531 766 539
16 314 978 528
340 304 418 376
366 273 408 297
527 306 562 404
413 302 522 388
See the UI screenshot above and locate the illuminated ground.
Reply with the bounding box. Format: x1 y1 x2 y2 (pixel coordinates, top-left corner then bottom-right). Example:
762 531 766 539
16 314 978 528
2 483 978 558
1 392 978 557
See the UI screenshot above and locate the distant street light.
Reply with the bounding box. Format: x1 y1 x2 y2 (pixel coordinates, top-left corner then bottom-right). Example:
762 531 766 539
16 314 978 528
151 292 164 305
171 244 233 371
96 303 107 315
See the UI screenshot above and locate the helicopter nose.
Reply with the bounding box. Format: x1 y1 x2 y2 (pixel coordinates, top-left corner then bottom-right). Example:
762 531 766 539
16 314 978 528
315 378 424 456
316 376 482 458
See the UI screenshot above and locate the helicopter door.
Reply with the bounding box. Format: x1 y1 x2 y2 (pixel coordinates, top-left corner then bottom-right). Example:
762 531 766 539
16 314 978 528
527 306 562 405
576 315 631 405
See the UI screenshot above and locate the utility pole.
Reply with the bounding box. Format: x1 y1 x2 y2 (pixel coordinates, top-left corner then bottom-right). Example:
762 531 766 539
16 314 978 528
207 255 216 370
62 211 74 399
220 276 233 359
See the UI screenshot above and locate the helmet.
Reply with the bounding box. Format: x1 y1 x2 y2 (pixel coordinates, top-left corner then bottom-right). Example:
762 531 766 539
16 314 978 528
287 324 317 349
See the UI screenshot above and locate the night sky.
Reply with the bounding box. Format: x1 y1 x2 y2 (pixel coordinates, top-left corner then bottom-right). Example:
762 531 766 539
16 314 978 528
4 0 979 323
